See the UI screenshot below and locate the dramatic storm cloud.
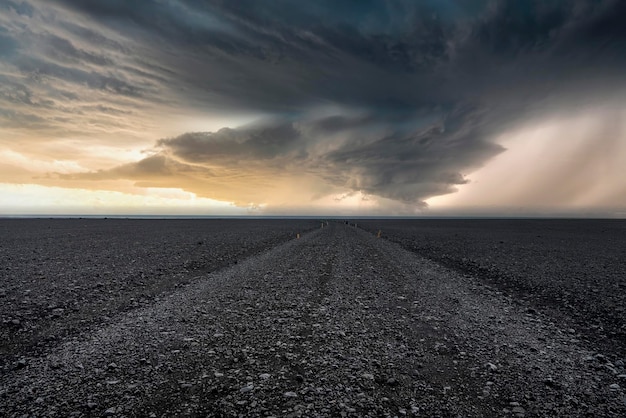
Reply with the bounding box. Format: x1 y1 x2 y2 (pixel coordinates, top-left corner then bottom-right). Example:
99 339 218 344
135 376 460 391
1 1 626 215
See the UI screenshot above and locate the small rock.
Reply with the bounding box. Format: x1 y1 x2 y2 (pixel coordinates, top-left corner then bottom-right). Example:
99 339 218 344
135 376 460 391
284 391 298 398
512 406 526 415
34 397 44 404
240 384 254 393
544 378 561 389
609 383 620 391
214 372 224 378
486 362 498 372
10 319 21 326
259 373 271 380
362 373 374 380
16 358 27 369
103 407 117 416
386 377 400 387
213 332 224 338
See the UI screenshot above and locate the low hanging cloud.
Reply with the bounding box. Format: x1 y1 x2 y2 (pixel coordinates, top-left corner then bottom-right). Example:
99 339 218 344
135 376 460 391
63 110 503 208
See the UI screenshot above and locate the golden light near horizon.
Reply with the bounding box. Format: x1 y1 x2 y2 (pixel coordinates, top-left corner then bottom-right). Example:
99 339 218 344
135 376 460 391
0 183 245 215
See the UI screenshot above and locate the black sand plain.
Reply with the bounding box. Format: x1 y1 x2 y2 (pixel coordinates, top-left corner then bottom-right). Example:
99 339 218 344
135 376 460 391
1 219 625 417
357 219 626 356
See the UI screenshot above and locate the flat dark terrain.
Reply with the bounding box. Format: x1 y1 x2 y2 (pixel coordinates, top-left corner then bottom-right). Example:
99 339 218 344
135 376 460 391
357 219 626 356
0 219 318 366
1 219 625 417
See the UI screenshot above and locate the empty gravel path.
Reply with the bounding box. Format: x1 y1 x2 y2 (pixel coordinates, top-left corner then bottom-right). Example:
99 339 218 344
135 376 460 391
2 223 625 417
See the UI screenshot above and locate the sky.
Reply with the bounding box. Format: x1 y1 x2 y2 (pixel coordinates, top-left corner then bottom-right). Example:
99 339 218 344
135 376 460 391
1 0 625 217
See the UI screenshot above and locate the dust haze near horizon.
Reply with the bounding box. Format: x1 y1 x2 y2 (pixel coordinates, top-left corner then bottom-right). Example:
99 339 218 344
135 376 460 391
1 1 626 216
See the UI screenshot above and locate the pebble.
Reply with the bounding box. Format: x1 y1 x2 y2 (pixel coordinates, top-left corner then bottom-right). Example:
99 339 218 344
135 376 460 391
240 384 254 393
486 362 498 372
609 383 620 391
284 391 298 398
512 406 526 416
362 373 374 380
259 373 271 380
103 407 117 416
386 377 399 386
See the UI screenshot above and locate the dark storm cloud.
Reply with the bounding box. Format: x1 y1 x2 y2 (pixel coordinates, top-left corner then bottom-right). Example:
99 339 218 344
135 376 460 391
10 0 626 207
0 0 34 17
83 107 501 205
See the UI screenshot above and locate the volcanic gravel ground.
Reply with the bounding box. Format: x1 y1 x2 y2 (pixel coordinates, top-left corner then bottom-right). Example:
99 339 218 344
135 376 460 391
0 219 317 367
358 219 626 357
2 222 625 417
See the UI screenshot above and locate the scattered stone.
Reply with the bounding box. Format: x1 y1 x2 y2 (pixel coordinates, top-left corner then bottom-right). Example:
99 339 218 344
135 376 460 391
512 406 526 416
362 373 374 380
544 378 561 389
51 308 64 318
240 384 254 393
103 407 117 416
609 383 620 391
486 362 498 372
259 373 271 380
386 377 399 387
284 391 298 398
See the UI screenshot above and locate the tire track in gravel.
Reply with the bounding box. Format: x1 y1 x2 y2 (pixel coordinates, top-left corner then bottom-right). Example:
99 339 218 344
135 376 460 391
1 223 624 417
